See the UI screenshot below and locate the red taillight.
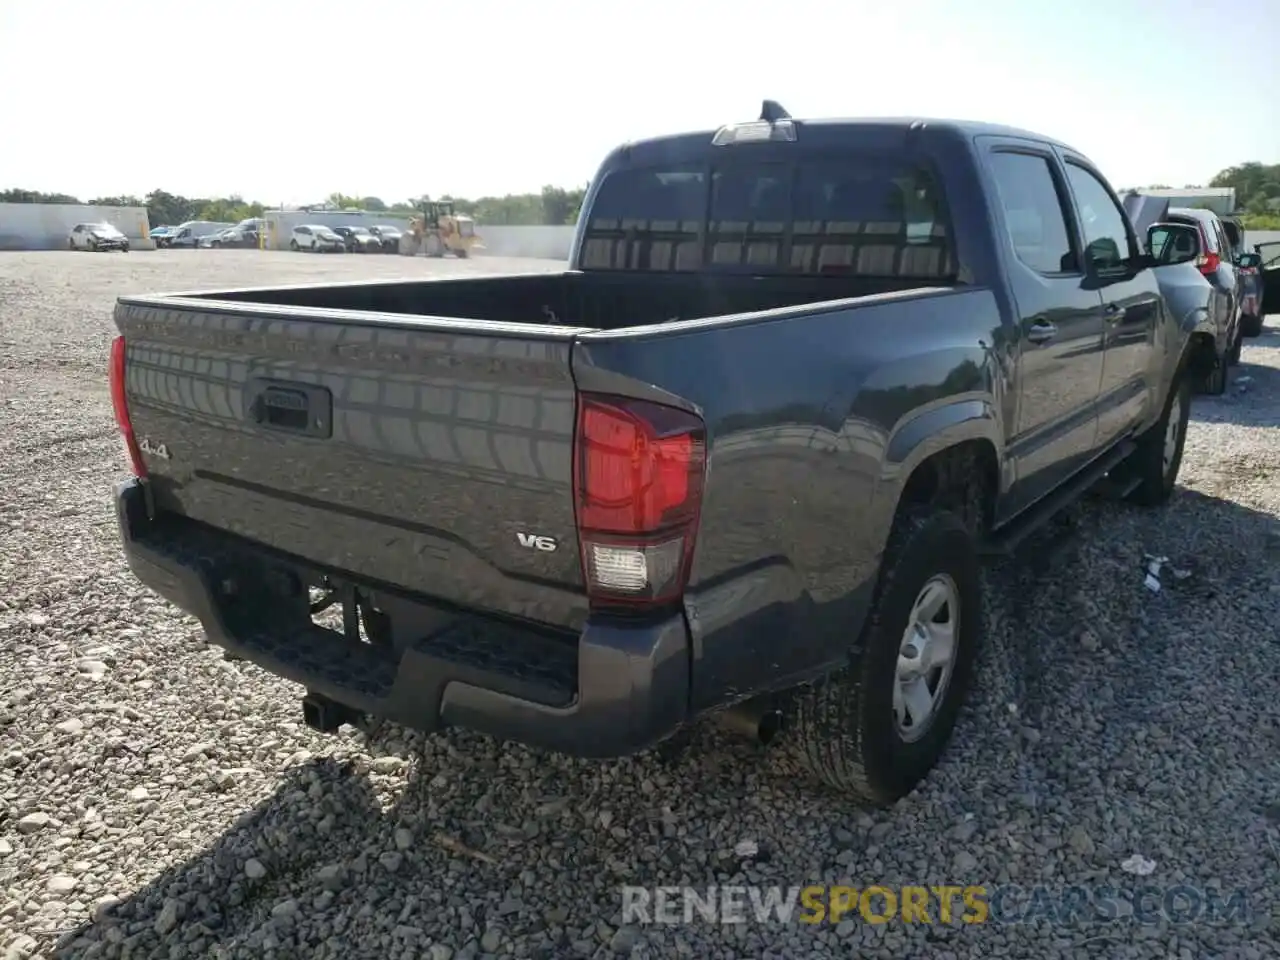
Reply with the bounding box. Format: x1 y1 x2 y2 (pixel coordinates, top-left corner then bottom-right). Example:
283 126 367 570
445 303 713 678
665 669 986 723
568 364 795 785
1194 225 1220 277
573 394 706 609
1195 251 1221 276
109 335 147 478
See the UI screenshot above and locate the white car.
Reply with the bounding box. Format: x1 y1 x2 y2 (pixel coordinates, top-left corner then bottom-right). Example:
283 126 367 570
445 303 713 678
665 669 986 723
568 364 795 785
289 225 345 253
200 227 240 248
68 222 129 252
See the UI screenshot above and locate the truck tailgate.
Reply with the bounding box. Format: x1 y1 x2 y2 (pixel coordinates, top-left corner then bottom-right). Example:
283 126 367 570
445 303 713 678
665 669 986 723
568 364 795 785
115 298 592 630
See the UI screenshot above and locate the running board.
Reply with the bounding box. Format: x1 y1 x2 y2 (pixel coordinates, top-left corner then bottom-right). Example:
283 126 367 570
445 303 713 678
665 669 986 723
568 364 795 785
1089 471 1143 501
979 439 1137 557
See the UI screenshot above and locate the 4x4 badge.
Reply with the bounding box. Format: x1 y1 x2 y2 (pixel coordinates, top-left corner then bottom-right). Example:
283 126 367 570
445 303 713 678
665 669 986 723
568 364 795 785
138 437 171 460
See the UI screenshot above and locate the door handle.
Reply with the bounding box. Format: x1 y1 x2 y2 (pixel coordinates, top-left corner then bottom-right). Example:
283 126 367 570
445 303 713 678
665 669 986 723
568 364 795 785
1026 321 1057 344
1103 303 1124 322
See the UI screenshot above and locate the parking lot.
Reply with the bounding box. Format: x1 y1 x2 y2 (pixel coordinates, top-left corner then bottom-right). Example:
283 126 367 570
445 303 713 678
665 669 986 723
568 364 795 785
1 249 1278 959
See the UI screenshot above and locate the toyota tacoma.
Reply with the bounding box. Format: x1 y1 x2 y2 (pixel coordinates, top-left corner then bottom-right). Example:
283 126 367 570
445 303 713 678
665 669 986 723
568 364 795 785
107 103 1200 805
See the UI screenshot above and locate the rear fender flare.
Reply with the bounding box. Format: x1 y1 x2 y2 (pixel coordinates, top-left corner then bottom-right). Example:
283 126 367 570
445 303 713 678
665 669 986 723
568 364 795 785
1182 306 1214 343
1173 306 1214 372
871 398 1003 548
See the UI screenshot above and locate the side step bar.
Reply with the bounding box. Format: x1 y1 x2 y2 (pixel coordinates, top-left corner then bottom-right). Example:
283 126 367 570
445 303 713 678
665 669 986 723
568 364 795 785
979 439 1137 557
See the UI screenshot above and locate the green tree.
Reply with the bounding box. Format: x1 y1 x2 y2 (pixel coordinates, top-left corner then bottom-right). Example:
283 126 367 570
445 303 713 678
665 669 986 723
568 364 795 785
3 183 602 227
145 189 198 227
196 195 264 223
1209 162 1280 213
0 188 81 204
88 195 144 207
325 192 364 210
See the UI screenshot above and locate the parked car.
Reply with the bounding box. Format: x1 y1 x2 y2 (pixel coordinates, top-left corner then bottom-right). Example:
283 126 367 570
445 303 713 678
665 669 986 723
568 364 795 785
149 225 177 248
369 225 403 253
68 222 129 252
332 225 382 253
1239 241 1280 334
108 104 1202 806
168 221 233 249
289 225 345 253
1124 195 1229 369
211 218 266 249
1223 217 1266 338
200 228 238 249
1153 206 1242 391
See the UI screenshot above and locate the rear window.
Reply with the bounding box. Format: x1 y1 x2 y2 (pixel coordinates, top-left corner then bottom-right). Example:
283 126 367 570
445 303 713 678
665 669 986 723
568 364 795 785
1169 213 1219 253
579 157 953 278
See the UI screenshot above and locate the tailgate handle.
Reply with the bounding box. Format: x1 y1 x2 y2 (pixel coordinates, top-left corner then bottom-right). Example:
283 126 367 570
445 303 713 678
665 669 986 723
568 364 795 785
246 378 333 439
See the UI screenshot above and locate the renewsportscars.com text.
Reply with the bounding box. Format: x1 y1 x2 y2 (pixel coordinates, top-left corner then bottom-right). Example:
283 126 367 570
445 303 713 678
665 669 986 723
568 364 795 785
621 884 1251 927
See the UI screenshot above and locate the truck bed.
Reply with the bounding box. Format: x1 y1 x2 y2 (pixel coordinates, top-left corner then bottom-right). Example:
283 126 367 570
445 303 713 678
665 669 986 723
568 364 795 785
181 269 937 330
114 270 960 639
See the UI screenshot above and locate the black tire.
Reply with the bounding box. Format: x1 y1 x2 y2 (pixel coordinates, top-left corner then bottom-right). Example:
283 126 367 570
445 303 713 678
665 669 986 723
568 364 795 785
1227 325 1242 366
1241 313 1264 339
777 508 982 806
68 238 76 251
455 248 469 259
1120 369 1191 507
1199 350 1228 395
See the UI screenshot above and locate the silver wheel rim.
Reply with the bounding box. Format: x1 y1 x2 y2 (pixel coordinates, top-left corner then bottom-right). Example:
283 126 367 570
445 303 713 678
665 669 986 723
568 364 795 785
1162 393 1182 476
894 575 959 742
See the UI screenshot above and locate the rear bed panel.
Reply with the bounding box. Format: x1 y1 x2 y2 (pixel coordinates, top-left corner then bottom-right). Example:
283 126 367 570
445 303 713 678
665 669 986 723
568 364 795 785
116 301 590 630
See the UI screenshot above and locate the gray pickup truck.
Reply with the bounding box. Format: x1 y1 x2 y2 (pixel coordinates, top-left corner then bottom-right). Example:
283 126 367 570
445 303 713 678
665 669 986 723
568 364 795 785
109 104 1204 806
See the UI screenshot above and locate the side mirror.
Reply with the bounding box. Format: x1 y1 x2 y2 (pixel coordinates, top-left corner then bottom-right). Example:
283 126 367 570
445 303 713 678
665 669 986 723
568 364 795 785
1237 252 1262 270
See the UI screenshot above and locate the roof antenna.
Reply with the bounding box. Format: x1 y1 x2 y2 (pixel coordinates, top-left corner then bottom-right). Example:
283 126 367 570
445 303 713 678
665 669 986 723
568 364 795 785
760 100 791 123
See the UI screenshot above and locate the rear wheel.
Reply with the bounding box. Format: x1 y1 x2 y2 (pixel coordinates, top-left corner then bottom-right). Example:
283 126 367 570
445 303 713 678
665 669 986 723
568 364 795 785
1241 313 1264 338
289 239 299 251
1201 353 1228 395
777 508 982 806
68 238 76 250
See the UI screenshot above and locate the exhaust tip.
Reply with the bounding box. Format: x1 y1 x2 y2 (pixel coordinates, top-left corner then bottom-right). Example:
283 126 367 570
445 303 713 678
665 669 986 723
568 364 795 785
716 702 786 746
757 709 785 746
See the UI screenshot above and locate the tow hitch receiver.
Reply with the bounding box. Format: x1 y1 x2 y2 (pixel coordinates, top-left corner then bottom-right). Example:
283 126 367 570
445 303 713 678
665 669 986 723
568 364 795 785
301 691 360 733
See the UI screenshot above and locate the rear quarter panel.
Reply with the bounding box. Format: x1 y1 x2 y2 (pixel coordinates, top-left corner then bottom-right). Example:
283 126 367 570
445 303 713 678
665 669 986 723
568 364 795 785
573 286 1008 710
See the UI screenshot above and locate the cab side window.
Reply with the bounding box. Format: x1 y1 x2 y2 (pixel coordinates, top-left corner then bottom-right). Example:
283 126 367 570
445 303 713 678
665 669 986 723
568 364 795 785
1064 163 1134 273
987 151 1078 274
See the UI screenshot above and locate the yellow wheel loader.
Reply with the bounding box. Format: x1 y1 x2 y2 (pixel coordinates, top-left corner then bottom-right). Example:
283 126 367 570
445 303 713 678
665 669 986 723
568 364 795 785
398 201 483 258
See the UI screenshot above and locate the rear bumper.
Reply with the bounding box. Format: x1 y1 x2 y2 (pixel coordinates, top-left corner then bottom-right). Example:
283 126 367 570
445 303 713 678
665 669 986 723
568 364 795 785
114 479 690 758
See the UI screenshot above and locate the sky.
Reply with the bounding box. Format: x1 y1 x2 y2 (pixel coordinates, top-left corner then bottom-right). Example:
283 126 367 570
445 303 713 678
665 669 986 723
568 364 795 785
2 0 1277 207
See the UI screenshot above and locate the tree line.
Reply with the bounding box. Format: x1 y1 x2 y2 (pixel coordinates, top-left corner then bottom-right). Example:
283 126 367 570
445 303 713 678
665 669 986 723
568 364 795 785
0 186 588 229
3 161 1278 229
1128 161 1280 229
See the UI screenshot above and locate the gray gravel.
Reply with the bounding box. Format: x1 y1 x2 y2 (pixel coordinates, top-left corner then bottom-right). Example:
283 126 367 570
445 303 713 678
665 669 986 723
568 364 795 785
1 249 1278 959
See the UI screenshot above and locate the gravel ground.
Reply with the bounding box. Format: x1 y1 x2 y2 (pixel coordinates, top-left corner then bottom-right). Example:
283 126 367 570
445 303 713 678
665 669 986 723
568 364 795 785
1 249 1278 960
